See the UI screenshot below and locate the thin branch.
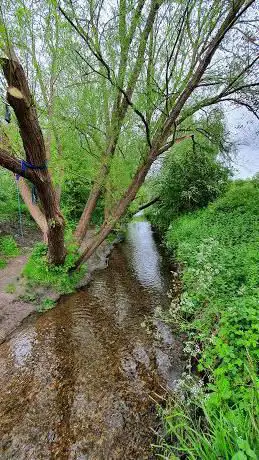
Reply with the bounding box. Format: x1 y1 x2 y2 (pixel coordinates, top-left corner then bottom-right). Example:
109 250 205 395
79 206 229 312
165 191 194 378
157 134 192 156
220 97 259 120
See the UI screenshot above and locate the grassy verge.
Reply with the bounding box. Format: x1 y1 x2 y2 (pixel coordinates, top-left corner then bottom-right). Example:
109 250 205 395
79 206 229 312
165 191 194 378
154 178 259 458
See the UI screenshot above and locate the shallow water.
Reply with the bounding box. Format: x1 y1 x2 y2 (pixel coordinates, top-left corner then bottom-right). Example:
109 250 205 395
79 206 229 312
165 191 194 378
0 220 182 459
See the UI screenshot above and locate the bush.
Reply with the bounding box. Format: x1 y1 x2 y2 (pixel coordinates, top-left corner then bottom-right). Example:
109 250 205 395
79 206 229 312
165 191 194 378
23 242 86 294
146 117 231 232
156 178 259 457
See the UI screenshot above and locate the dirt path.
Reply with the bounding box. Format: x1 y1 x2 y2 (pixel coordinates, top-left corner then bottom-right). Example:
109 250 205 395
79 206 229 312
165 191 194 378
0 255 36 344
0 255 27 291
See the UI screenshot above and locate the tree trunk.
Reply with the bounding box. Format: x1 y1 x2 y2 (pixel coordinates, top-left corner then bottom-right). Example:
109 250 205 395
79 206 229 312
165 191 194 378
134 196 160 214
75 157 154 267
74 181 102 243
74 161 108 243
17 178 48 242
1 53 66 265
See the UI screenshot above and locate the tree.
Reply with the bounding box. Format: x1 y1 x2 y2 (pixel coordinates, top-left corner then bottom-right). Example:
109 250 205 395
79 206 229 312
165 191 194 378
0 0 258 267
145 111 232 231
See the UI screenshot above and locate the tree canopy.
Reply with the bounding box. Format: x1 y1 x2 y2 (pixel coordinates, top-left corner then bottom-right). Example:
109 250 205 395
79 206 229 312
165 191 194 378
0 0 258 266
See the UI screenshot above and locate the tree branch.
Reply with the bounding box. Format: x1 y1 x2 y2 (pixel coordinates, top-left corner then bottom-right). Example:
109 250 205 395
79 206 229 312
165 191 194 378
0 148 34 181
157 134 193 156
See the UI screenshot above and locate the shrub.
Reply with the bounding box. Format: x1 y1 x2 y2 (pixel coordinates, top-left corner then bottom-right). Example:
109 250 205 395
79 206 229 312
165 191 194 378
146 115 231 232
37 298 56 312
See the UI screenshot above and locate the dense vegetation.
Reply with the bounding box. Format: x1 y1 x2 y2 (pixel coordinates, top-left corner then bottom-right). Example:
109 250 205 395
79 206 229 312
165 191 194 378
147 178 259 458
145 111 231 231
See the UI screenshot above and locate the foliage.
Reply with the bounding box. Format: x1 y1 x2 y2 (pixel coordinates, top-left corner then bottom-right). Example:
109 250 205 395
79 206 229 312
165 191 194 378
0 170 18 220
37 298 56 312
61 178 104 228
0 234 20 268
0 258 6 268
146 113 231 231
23 242 86 294
0 235 20 256
156 178 259 457
1 0 258 266
157 365 259 460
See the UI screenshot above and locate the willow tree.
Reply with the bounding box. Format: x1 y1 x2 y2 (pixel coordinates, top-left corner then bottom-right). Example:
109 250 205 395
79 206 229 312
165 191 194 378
60 0 258 266
0 0 258 266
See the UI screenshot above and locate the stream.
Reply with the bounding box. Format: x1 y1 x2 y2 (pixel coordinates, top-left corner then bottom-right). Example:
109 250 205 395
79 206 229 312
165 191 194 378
0 220 183 460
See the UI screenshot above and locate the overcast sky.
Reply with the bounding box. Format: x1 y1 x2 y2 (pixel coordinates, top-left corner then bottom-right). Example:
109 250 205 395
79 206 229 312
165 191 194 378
226 107 259 179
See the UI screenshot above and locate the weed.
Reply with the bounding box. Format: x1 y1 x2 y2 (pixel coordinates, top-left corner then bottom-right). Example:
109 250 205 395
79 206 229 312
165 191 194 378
0 258 7 269
37 298 56 312
153 178 259 457
156 365 259 459
19 292 37 303
0 235 20 257
23 242 86 294
5 283 16 294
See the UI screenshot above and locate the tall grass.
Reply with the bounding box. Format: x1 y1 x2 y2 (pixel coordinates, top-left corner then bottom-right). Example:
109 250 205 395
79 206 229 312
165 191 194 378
157 363 259 459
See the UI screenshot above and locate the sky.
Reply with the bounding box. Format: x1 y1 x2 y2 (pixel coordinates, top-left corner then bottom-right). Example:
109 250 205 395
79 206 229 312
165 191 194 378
226 106 259 179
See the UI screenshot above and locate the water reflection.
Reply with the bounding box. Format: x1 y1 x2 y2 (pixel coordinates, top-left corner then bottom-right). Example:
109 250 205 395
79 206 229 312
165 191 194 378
10 328 35 367
126 221 164 290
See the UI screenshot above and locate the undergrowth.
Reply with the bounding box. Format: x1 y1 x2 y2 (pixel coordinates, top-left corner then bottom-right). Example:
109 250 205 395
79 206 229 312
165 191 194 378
37 298 56 312
152 178 259 459
0 235 20 268
23 242 86 294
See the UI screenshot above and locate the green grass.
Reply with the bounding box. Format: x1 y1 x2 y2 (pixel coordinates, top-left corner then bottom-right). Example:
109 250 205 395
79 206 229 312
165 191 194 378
0 235 20 269
0 258 7 269
155 178 259 458
23 242 86 294
156 364 258 460
0 235 20 257
37 298 56 312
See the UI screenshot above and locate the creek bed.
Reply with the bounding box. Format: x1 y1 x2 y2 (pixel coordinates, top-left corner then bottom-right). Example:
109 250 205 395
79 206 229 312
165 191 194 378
0 220 183 459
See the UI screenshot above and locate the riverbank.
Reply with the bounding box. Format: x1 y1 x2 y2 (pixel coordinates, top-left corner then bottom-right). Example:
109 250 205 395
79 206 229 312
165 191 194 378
0 225 117 344
149 178 259 458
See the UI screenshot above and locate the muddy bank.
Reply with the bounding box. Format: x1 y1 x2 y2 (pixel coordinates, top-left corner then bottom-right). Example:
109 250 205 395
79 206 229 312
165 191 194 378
0 220 183 459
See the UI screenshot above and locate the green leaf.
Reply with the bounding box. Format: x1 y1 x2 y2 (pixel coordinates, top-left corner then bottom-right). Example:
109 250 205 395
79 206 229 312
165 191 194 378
231 451 247 460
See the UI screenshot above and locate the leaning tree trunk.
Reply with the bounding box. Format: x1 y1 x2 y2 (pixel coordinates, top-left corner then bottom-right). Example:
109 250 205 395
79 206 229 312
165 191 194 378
17 178 48 242
1 52 66 264
74 172 104 243
75 157 154 268
75 135 192 267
